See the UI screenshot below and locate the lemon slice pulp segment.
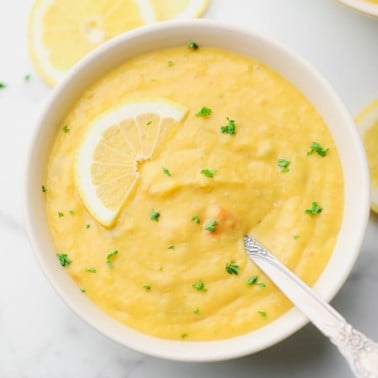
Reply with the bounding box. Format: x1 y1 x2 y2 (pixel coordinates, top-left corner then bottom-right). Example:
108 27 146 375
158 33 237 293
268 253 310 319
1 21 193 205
75 99 188 227
356 99 378 213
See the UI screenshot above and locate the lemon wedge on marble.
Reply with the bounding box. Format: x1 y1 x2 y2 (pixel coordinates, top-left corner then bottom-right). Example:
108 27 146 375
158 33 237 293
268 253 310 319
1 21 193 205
356 99 378 213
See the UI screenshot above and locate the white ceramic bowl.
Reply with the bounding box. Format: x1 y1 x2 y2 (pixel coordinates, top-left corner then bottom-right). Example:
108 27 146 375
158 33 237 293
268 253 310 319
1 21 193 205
24 20 370 362
337 0 378 17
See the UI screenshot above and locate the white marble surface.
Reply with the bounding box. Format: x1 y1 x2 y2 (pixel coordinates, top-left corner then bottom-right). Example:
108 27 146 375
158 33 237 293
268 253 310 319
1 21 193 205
0 0 377 377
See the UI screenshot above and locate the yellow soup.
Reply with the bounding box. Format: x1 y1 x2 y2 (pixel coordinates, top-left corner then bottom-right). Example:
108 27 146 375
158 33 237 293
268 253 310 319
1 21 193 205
45 46 344 341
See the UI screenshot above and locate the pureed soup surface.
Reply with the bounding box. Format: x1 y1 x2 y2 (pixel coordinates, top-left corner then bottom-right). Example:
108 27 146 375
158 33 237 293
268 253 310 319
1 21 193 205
45 46 343 340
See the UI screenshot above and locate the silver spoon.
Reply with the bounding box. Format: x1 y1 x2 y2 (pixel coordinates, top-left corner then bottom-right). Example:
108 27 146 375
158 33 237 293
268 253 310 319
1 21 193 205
243 235 378 378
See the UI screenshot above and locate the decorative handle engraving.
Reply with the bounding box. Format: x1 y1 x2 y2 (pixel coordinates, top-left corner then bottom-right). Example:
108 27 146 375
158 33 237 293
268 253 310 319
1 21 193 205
244 235 378 378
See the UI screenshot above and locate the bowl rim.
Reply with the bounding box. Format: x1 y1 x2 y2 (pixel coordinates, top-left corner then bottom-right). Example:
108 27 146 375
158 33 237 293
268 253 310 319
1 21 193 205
23 19 370 362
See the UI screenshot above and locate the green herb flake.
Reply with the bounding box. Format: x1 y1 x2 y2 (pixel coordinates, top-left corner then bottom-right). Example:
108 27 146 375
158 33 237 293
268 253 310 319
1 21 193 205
204 219 218 232
85 224 91 229
168 245 175 250
86 267 96 273
191 215 200 224
62 125 70 133
192 280 206 291
69 210 75 216
226 261 239 275
167 60 174 67
80 288 86 293
247 276 258 285
58 211 64 218
258 311 268 318
57 253 71 267
146 120 152 126
0 82 7 89
305 201 323 215
24 74 31 81
181 333 189 339
193 308 200 315
187 41 198 50
307 141 329 157
41 185 47 193
293 234 300 240
143 284 151 291
150 209 160 222
247 276 266 287
200 168 216 178
278 158 291 173
196 106 212 117
162 167 172 176
220 117 236 135
106 249 119 267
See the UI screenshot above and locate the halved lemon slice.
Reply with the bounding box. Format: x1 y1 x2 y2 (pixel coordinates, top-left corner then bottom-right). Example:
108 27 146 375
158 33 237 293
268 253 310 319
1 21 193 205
75 99 188 227
356 99 378 213
28 0 156 86
28 0 210 86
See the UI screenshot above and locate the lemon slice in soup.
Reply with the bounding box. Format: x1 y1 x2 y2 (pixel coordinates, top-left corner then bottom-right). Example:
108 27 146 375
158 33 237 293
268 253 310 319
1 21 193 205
75 99 188 227
356 99 378 213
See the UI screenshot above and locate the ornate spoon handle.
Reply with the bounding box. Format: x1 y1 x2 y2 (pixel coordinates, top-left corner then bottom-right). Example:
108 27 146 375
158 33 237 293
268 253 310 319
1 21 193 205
244 235 378 378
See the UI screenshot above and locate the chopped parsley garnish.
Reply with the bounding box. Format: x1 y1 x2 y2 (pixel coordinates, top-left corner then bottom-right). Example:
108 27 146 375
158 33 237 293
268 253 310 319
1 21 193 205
192 215 200 224
305 201 323 215
258 311 268 318
85 224 91 229
57 253 71 267
24 74 31 81
226 261 239 275
278 158 290 173
106 250 118 267
247 276 258 285
200 168 216 178
58 211 64 218
69 210 75 216
247 275 266 287
162 167 172 176
167 60 174 67
220 117 236 135
181 333 188 339
307 141 329 157
62 125 70 133
80 288 86 293
168 245 175 250
204 219 218 232
187 41 198 50
143 284 151 291
86 267 96 273
196 106 212 117
0 82 6 89
293 234 300 240
150 209 160 222
41 185 47 193
192 280 206 291
193 308 200 315
146 120 152 126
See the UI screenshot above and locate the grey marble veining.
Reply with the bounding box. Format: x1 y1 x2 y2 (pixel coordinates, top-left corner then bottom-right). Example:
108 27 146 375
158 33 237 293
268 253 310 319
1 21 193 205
1 0 377 377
